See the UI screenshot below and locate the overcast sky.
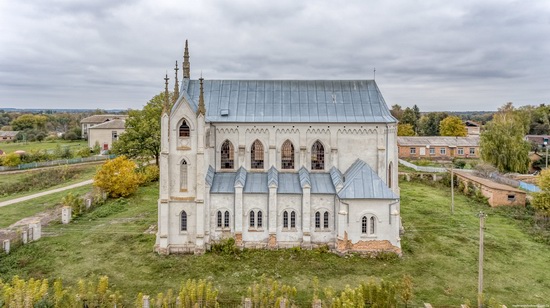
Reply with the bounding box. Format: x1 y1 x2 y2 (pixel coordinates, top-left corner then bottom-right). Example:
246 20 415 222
1 0 549 111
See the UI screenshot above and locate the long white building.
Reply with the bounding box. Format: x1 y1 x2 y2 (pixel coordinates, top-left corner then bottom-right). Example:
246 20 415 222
155 41 401 255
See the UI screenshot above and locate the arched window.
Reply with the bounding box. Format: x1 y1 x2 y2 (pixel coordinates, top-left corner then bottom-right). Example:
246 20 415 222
251 139 264 169
388 162 393 189
179 120 190 137
315 211 321 229
257 211 263 228
180 211 187 231
281 140 294 169
362 216 368 234
217 211 222 228
370 216 376 234
324 212 329 229
221 140 234 169
311 141 324 170
224 211 230 228
249 210 255 228
290 211 296 228
180 160 188 190
283 211 289 229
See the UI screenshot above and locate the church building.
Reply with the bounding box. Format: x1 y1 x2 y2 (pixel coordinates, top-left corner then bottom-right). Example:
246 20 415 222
155 41 402 255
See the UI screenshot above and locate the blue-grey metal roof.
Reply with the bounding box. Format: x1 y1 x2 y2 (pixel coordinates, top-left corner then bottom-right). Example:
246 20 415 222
310 173 337 194
278 173 302 194
235 167 247 187
298 167 311 188
244 173 268 193
182 80 396 123
205 166 215 187
338 160 398 200
210 172 236 193
268 166 278 187
329 167 343 188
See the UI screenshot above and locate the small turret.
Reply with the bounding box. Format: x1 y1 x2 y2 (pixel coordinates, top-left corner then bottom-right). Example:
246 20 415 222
173 61 180 104
183 40 190 79
197 76 206 116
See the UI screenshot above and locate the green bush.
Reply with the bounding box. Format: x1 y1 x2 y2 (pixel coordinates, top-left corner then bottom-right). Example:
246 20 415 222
139 164 160 183
1 152 21 167
209 238 239 256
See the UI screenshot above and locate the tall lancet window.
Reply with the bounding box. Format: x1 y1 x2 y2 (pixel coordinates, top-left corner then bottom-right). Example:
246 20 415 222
311 141 325 170
251 139 264 169
281 140 294 169
179 120 190 137
221 140 234 169
180 159 188 190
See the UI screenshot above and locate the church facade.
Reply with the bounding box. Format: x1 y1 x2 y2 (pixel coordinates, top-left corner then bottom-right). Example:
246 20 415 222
155 42 401 255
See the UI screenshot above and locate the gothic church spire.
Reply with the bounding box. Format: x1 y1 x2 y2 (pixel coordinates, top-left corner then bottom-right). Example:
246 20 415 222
183 40 190 78
173 61 180 104
197 76 206 116
163 73 170 114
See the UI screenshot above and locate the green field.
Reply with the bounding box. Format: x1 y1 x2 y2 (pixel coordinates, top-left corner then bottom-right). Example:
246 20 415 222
0 181 548 306
0 139 87 154
0 164 99 203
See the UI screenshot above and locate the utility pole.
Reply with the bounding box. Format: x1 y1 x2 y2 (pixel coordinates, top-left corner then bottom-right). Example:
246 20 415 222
477 212 486 308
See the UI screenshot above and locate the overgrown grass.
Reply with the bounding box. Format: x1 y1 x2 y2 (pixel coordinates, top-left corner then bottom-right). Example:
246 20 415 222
0 181 548 306
0 164 99 202
0 140 87 154
0 185 92 228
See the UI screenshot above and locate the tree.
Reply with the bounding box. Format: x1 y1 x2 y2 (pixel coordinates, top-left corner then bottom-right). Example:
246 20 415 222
390 105 404 121
397 123 415 136
401 106 420 134
93 156 143 198
112 92 165 165
532 169 550 218
439 116 467 136
480 104 530 173
417 112 448 136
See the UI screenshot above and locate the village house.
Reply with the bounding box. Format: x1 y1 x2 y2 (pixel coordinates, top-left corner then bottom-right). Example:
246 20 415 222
397 136 480 160
454 171 526 207
155 41 401 255
80 114 127 139
464 120 480 136
0 131 19 142
87 119 126 151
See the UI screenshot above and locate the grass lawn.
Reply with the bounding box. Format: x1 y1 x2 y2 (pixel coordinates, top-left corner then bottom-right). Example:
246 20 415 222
0 181 548 306
0 139 87 154
0 185 92 228
0 164 99 203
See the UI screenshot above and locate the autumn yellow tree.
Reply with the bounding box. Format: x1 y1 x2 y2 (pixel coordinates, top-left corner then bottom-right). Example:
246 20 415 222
397 123 415 136
93 156 143 198
439 116 467 136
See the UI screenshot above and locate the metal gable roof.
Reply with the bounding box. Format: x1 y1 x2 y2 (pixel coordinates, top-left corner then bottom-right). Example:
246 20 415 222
338 160 398 200
210 172 236 193
184 80 396 123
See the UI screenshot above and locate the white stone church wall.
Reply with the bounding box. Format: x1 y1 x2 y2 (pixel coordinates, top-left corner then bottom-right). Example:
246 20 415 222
209 194 235 241
242 193 269 245
310 194 337 245
276 194 303 246
166 201 197 252
346 199 400 248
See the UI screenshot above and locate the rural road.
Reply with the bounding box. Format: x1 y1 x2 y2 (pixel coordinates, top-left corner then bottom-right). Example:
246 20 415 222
0 179 94 208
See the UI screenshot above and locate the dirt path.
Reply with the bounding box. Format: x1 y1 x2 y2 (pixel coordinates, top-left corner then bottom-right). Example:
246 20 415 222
0 179 94 208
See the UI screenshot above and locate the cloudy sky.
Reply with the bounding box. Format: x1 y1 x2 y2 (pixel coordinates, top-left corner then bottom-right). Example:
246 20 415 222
1 0 549 111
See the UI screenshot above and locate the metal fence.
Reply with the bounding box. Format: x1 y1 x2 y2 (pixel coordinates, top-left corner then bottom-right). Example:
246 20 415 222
0 154 116 172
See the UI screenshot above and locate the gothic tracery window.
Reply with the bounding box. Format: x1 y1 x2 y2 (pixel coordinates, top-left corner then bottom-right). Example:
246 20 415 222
283 211 289 229
323 211 329 229
180 211 187 231
251 139 264 169
224 211 230 228
180 160 188 190
362 216 368 234
257 211 263 228
311 141 325 170
217 211 222 228
315 211 321 229
370 216 376 234
221 140 234 169
290 211 296 228
179 120 190 137
281 140 294 169
249 210 255 228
